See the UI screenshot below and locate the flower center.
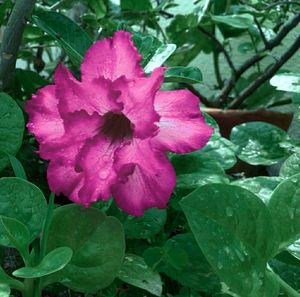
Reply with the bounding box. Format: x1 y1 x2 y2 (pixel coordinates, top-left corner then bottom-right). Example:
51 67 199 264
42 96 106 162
101 112 133 141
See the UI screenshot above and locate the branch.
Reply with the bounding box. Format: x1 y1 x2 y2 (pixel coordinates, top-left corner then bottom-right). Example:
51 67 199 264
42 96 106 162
229 33 300 109
197 25 237 75
0 0 36 91
217 12 300 104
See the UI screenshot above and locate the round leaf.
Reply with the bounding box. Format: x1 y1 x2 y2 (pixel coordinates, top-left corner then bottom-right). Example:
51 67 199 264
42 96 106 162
45 204 125 293
180 184 279 297
13 247 73 278
230 122 287 165
0 177 47 242
0 93 24 172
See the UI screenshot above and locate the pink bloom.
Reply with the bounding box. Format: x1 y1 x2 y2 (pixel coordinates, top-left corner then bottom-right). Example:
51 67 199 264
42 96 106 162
26 31 213 216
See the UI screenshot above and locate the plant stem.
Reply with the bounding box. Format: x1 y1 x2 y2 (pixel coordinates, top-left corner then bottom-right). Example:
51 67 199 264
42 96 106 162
32 193 55 297
271 271 300 297
0 0 36 91
217 12 300 105
229 32 300 108
40 192 55 259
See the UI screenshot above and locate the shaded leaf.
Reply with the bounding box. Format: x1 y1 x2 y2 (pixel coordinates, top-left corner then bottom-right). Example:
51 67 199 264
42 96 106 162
0 93 24 172
118 254 162 296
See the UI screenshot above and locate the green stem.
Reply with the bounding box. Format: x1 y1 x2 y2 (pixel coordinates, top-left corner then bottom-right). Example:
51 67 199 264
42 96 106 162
271 271 300 297
225 0 231 14
32 193 55 297
40 192 55 260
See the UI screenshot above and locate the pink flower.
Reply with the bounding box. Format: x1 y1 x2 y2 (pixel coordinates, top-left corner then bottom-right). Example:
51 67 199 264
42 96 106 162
26 31 213 216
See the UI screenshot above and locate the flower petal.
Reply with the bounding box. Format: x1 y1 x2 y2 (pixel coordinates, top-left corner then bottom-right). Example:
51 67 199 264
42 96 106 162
112 139 176 216
114 67 164 138
47 160 84 202
75 135 121 205
152 90 213 153
54 64 121 116
39 110 102 162
26 85 64 143
81 30 144 81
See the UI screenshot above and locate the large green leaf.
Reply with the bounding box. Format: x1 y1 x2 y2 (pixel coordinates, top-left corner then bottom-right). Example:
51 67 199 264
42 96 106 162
230 122 287 165
0 93 24 172
44 205 125 293
180 184 279 297
123 208 166 239
268 173 300 250
32 12 92 66
232 177 282 204
0 177 47 242
0 216 30 260
164 66 202 84
161 233 221 293
118 254 162 296
13 247 73 278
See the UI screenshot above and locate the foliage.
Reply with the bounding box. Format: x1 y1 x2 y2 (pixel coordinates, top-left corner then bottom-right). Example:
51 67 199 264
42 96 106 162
1 1 300 297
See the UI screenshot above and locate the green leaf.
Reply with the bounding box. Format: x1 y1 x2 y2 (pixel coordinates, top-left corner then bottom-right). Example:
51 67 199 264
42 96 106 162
0 216 30 259
32 12 92 66
269 173 300 250
180 184 279 297
132 33 163 68
0 177 47 242
0 284 10 297
88 0 107 19
118 254 162 296
8 154 27 180
0 93 24 172
15 69 48 95
0 266 24 290
44 204 125 293
270 73 300 94
13 247 73 278
123 208 166 239
144 43 177 73
230 121 287 165
164 66 202 84
121 0 152 11
161 233 221 293
232 177 283 204
200 135 237 170
172 153 230 190
280 152 300 178
211 14 254 29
